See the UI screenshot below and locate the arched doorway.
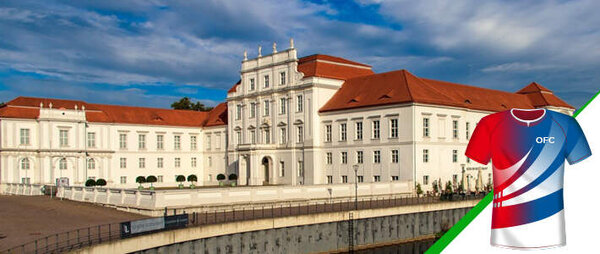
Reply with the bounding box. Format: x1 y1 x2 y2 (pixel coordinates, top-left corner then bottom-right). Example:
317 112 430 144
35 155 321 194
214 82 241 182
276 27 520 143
261 157 271 185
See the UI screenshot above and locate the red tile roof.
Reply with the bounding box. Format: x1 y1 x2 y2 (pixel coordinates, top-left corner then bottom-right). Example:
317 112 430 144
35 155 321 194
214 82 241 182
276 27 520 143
0 97 230 128
227 80 241 93
515 82 572 108
319 70 574 113
203 103 228 127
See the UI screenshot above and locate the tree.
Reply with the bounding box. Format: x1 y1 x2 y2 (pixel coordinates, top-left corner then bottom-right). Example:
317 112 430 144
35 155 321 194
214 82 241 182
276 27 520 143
171 97 213 111
432 181 439 195
187 174 198 189
146 175 158 190
217 174 226 186
85 179 96 187
445 181 453 194
228 173 238 187
136 176 146 190
415 183 423 197
176 175 186 188
95 179 107 187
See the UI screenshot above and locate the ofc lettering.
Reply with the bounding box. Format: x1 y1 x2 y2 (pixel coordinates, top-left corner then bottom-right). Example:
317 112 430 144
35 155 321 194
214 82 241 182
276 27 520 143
536 137 555 144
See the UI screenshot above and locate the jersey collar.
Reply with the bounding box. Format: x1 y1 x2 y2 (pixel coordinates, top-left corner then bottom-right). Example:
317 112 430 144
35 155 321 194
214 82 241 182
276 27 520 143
509 108 547 127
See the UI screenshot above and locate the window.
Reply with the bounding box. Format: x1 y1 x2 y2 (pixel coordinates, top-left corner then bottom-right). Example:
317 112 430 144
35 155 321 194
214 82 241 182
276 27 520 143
59 158 67 170
372 120 380 139
87 158 95 170
174 158 181 168
190 136 197 150
21 158 30 170
297 126 303 143
327 175 333 184
279 161 285 177
453 150 458 163
423 175 429 185
158 175 163 183
264 100 270 116
341 152 348 164
373 150 381 163
191 157 197 167
174 135 181 150
251 130 256 144
120 176 127 184
280 98 286 114
280 128 286 144
466 122 470 140
249 78 255 90
119 133 127 149
21 177 31 184
358 176 364 183
326 152 333 164
236 131 242 144
205 156 211 167
391 176 399 181
423 118 430 137
423 149 429 163
325 125 332 142
357 151 364 164
296 95 303 112
340 123 347 141
157 158 163 168
236 105 242 120
119 158 126 168
390 119 398 138
60 130 69 147
355 122 363 140
216 134 221 149
139 158 145 168
342 175 348 183
264 75 270 88
374 175 381 182
453 120 459 139
250 103 256 118
280 72 286 85
138 134 146 150
264 128 271 144
157 134 164 150
391 150 399 163
87 132 96 148
206 135 211 149
297 161 304 177
20 129 30 145
453 174 458 185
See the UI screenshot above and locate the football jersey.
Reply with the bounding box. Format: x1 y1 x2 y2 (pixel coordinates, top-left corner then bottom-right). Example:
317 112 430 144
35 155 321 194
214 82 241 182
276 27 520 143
465 108 591 249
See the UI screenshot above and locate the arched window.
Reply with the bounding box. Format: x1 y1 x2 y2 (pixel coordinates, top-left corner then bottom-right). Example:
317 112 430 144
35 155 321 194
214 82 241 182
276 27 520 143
87 158 96 170
59 158 67 170
21 158 30 170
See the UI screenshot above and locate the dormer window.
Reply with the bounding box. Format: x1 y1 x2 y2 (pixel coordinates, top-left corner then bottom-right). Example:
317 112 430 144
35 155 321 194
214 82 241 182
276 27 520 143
464 99 471 104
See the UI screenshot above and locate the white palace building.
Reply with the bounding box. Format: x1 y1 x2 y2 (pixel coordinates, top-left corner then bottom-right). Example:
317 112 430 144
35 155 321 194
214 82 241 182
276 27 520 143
0 40 575 191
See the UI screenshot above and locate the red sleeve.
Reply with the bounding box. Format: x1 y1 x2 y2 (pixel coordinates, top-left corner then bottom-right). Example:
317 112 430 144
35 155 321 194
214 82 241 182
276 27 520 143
465 117 492 165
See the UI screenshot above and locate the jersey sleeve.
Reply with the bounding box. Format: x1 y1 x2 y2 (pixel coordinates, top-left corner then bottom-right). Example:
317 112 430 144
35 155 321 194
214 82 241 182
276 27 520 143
565 117 592 165
465 117 492 165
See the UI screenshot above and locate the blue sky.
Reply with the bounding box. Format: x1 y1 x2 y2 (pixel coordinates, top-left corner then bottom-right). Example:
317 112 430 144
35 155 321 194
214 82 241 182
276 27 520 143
0 0 599 109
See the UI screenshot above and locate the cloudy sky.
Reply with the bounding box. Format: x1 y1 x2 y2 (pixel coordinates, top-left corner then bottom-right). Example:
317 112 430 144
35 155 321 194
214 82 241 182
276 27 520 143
0 0 598 109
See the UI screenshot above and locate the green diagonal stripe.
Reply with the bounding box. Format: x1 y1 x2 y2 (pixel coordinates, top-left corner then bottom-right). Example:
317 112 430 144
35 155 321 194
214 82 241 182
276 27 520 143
425 89 600 254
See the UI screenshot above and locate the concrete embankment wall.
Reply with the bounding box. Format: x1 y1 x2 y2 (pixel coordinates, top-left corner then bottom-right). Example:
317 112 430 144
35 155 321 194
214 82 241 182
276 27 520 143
73 200 478 254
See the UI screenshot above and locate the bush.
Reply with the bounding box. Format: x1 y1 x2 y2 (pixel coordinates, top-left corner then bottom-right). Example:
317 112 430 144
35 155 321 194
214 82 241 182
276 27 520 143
445 181 453 194
147 175 157 183
187 174 198 182
85 179 96 187
228 173 238 181
415 183 423 196
136 176 146 184
217 174 226 181
95 179 107 186
176 175 186 182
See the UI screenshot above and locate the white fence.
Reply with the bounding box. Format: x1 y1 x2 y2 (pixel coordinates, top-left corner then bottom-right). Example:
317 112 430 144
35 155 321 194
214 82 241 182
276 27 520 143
57 181 413 213
1 183 45 196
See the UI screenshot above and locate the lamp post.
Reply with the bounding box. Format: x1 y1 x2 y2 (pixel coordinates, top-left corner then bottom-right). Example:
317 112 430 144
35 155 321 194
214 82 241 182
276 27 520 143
353 164 359 210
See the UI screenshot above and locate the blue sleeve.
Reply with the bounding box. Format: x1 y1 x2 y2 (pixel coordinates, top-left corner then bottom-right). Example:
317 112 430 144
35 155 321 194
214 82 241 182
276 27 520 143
565 117 592 165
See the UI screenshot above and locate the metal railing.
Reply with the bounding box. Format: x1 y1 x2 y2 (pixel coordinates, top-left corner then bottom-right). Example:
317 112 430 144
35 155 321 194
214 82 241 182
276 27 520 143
2 193 486 254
